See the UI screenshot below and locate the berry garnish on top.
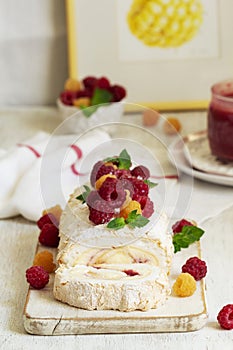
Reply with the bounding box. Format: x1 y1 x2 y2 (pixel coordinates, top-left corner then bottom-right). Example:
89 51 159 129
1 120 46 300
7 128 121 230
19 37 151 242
76 149 156 228
172 219 205 253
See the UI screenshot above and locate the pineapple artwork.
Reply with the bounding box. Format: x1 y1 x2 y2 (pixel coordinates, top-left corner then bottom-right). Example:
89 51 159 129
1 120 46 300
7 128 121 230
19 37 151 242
127 0 203 47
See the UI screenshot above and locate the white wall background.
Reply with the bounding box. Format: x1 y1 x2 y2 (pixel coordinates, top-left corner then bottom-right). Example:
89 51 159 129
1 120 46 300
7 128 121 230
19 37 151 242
0 0 68 106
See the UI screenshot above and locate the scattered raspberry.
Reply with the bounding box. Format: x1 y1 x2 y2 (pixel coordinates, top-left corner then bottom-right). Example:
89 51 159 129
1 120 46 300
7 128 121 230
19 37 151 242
82 76 97 92
131 165 150 179
217 304 233 330
120 200 142 219
95 174 116 190
172 273 196 297
96 77 110 89
90 161 115 186
172 219 194 234
39 224 60 247
42 205 62 222
182 257 207 281
64 78 81 92
26 266 49 289
89 200 114 225
33 250 56 273
110 85 126 102
123 269 140 276
60 91 76 106
98 177 126 208
37 213 58 230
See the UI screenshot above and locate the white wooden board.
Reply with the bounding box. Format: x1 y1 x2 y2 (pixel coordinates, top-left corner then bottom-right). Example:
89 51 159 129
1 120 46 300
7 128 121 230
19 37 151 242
23 242 207 335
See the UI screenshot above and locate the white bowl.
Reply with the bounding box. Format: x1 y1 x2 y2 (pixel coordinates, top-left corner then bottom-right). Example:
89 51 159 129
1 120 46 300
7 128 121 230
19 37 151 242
57 98 124 134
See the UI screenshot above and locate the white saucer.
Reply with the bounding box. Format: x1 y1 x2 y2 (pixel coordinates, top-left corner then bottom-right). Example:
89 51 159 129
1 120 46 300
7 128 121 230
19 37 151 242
168 135 233 187
183 131 233 177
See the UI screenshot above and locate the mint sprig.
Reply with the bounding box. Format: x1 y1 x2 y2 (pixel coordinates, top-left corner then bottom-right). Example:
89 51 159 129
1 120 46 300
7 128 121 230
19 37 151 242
172 225 205 253
144 179 157 188
104 149 131 170
107 210 149 230
80 88 113 118
76 185 91 204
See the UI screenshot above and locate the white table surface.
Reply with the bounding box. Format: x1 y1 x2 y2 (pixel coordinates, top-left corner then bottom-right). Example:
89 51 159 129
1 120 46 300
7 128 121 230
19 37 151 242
0 107 233 350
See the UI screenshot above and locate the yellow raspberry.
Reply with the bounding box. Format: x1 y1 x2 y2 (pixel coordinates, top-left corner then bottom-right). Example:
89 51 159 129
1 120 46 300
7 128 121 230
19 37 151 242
64 78 81 92
120 200 142 219
95 174 117 190
43 205 62 222
33 250 56 273
163 117 182 135
172 273 196 297
127 0 203 48
73 97 91 108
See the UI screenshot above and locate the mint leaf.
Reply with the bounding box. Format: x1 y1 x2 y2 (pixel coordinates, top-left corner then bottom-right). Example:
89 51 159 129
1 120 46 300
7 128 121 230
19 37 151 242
144 179 157 188
173 225 205 253
76 185 91 203
118 149 131 170
107 217 126 230
80 105 98 118
91 88 113 106
126 212 149 228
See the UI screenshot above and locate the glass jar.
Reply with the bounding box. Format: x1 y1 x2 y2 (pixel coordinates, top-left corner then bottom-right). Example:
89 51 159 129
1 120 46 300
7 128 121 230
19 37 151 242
208 79 233 161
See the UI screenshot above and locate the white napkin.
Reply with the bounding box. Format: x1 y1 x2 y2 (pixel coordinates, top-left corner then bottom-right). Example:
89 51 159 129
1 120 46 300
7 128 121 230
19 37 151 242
0 130 111 221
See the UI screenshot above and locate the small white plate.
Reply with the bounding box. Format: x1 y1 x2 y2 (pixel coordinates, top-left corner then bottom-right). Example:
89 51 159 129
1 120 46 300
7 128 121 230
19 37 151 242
168 135 233 187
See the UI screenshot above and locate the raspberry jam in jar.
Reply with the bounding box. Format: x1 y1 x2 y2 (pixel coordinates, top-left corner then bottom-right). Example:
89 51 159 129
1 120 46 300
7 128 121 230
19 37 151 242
208 80 233 161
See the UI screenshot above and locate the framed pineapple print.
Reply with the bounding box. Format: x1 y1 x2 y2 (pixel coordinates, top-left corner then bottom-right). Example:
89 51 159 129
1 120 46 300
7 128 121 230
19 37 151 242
66 0 233 111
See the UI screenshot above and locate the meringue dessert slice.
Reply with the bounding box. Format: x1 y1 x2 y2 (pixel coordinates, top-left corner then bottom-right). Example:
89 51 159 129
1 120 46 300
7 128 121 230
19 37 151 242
53 149 173 311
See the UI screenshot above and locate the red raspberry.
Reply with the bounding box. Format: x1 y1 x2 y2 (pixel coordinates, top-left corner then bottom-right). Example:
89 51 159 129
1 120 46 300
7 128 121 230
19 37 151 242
130 178 149 197
39 224 60 247
114 169 131 179
83 76 97 92
75 89 92 99
96 77 110 89
99 178 126 208
132 194 154 218
217 304 233 330
131 165 150 179
37 213 58 229
110 85 126 102
172 219 194 234
60 91 76 106
89 200 114 225
90 161 115 186
182 257 207 281
123 269 140 276
26 266 49 289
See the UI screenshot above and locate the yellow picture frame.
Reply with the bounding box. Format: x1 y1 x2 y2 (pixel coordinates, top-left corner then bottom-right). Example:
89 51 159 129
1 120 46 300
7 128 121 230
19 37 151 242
65 0 231 112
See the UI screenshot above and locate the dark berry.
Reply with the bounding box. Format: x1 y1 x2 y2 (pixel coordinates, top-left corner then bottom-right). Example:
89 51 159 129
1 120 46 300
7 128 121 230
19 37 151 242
131 165 150 179
142 197 154 218
110 85 126 102
83 76 97 91
172 219 194 234
60 91 76 106
37 213 58 229
99 178 126 208
90 161 115 186
75 89 92 98
26 266 49 289
39 224 60 247
96 77 110 89
217 304 233 330
114 169 131 179
89 200 114 225
123 269 140 276
130 178 149 196
182 257 207 281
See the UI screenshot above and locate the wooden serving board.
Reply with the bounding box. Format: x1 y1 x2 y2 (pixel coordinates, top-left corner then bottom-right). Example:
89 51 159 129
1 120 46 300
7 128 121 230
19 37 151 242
23 242 207 335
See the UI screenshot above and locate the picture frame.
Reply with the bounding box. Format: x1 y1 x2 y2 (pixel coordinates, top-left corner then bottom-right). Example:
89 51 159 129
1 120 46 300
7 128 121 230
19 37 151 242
65 0 233 111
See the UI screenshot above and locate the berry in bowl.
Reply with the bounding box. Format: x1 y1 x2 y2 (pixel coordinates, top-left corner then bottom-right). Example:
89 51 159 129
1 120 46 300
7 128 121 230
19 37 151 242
57 76 126 133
